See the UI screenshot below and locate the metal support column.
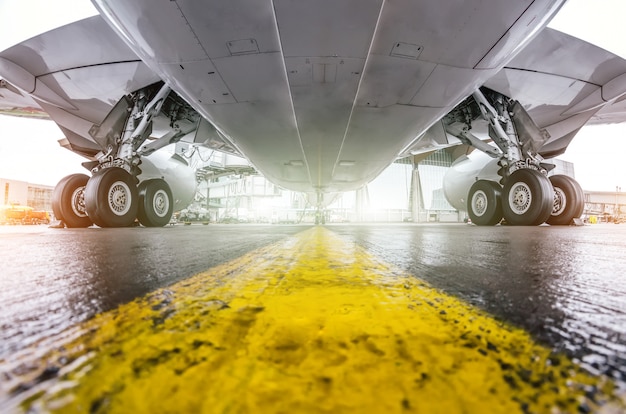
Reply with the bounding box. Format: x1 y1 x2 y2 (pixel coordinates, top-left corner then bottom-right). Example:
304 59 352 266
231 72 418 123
410 163 421 223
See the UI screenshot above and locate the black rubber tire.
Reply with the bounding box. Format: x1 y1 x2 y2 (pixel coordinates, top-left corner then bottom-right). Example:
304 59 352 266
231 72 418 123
467 180 503 226
85 167 138 228
51 174 92 228
502 169 554 226
137 179 174 227
547 175 584 225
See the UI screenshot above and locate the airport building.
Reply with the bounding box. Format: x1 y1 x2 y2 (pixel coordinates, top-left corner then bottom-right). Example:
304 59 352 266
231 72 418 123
1 178 54 212
189 149 466 223
0 178 54 224
583 190 626 222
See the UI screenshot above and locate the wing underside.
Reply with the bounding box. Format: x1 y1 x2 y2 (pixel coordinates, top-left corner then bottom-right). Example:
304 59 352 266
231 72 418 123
484 27 626 158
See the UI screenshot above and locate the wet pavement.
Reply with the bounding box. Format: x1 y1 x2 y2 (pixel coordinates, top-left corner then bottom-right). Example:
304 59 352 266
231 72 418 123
0 224 307 359
331 223 626 387
1 222 625 392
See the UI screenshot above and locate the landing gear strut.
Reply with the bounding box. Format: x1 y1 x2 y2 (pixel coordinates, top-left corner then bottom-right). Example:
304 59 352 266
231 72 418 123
52 83 183 228
314 209 326 225
446 88 585 226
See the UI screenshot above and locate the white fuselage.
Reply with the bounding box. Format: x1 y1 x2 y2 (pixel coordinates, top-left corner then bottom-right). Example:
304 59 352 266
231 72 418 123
92 0 566 194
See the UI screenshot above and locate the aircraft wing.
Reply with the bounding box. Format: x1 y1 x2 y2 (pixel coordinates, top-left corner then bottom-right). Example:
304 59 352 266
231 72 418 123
483 27 626 158
586 94 626 125
400 27 626 161
0 15 161 158
0 15 243 160
0 79 48 119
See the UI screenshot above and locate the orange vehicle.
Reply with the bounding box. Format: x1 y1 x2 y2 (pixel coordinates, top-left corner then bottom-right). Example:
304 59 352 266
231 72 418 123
0 205 50 225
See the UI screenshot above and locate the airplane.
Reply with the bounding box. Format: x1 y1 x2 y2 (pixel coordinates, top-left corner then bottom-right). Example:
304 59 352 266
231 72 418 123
1 0 626 227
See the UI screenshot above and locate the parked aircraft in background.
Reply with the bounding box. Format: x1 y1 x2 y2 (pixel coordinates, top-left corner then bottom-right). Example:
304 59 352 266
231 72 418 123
1 0 626 227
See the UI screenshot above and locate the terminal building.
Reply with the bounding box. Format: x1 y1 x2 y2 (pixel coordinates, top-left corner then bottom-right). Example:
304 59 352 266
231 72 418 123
1 178 54 212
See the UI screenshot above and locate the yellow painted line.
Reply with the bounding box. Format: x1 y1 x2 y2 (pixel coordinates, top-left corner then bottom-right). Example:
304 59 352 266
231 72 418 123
2 227 624 413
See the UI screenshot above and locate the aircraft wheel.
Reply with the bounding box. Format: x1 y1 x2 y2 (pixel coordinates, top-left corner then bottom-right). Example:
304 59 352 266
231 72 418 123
51 174 92 228
547 175 584 225
502 169 554 226
138 179 174 227
85 167 138 228
467 180 503 226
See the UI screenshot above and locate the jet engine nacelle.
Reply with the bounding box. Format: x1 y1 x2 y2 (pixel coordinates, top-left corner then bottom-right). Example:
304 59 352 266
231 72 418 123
137 151 197 212
443 151 500 212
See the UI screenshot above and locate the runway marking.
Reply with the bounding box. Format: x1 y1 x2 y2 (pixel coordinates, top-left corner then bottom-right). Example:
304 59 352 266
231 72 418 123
2 227 624 413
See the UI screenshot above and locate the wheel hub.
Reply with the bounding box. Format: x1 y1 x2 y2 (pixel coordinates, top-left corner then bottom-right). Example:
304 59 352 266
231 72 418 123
509 182 532 215
552 186 567 216
108 181 132 216
70 186 88 218
153 189 170 218
471 190 487 217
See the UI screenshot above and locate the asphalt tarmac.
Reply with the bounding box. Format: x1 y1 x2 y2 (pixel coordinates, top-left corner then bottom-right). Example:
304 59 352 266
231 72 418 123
0 224 308 359
1 222 625 392
330 223 626 386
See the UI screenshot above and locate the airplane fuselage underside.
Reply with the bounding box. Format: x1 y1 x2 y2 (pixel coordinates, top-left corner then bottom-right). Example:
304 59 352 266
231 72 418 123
93 0 565 194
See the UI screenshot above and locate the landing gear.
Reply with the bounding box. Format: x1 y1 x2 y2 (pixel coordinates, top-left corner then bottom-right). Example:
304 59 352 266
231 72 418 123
137 179 173 227
84 167 139 228
51 174 92 228
502 169 554 226
52 171 176 228
444 88 587 227
467 180 503 226
465 171 584 226
50 84 194 229
314 209 326 225
547 175 584 225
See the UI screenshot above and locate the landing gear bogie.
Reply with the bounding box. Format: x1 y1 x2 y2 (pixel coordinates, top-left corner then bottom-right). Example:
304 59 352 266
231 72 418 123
314 210 327 225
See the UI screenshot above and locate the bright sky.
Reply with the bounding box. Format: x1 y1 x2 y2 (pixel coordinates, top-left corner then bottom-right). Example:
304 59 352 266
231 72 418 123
0 0 625 190
0 115 87 186
0 1 97 52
